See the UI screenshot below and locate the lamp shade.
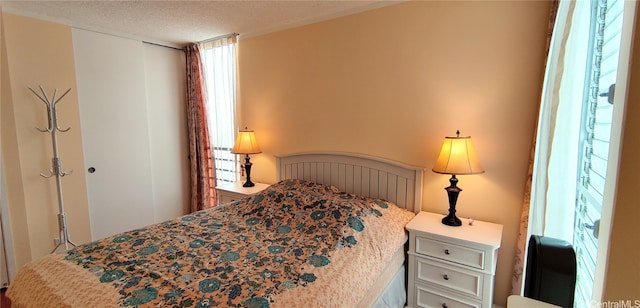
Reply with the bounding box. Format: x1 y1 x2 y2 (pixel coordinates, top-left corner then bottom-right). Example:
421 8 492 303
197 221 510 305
432 131 484 175
231 129 262 155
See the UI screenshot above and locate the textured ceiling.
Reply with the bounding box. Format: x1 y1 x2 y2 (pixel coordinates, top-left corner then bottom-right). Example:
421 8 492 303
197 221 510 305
0 0 397 47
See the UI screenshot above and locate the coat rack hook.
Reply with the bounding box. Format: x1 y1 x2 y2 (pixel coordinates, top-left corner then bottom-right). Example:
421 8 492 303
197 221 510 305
29 86 54 131
60 169 73 177
39 85 52 104
52 88 72 132
53 88 71 106
28 86 50 106
40 170 54 178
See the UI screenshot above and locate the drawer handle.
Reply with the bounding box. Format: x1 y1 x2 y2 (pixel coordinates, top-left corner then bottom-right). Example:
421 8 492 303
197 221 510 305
444 249 450 255
443 274 449 280
442 303 448 308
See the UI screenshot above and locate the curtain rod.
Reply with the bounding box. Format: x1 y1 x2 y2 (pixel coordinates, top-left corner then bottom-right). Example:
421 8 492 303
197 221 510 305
198 33 239 44
143 41 183 51
141 32 239 50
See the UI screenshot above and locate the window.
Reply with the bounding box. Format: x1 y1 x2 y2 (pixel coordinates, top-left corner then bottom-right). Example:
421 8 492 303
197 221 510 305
200 36 240 186
573 0 622 306
529 0 629 306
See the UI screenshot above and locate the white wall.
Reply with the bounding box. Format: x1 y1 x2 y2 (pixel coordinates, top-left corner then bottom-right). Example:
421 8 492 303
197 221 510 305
144 44 190 222
73 28 188 240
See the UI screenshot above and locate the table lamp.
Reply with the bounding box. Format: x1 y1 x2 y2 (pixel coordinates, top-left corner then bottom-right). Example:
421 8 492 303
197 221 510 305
231 127 262 187
432 130 484 226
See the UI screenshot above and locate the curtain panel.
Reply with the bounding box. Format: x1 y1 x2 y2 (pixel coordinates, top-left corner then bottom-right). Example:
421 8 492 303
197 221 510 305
199 35 240 186
511 0 560 295
184 44 217 212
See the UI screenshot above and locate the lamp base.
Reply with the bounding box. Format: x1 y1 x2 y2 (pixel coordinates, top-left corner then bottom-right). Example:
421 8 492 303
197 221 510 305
242 154 255 187
442 174 463 227
442 214 462 226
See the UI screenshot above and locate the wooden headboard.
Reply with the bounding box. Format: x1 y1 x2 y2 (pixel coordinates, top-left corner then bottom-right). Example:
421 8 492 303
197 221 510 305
275 152 424 213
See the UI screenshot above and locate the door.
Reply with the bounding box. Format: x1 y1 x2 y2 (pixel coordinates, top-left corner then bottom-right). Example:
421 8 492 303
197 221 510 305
73 28 155 240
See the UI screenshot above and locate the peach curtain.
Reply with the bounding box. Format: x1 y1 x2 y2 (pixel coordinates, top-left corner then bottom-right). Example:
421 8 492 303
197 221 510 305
511 0 560 295
184 44 216 212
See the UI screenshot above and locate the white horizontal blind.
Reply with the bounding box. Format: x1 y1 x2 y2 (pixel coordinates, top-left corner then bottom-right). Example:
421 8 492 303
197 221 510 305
573 0 622 306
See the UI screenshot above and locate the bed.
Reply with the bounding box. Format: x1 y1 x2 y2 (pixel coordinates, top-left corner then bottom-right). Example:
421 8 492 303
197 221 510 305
7 152 424 307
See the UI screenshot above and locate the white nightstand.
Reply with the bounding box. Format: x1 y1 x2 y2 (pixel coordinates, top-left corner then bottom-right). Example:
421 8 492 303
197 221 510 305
215 181 270 205
406 212 503 308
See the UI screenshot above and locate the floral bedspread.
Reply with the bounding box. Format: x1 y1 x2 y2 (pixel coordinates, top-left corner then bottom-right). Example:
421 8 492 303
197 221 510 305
7 179 415 307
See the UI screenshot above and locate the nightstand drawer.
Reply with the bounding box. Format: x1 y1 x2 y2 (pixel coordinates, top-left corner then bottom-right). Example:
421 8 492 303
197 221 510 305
416 236 485 270
219 193 245 203
216 182 270 205
415 283 481 308
415 257 483 299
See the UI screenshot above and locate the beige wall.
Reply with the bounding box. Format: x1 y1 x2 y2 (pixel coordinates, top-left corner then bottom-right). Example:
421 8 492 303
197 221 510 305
1 10 33 269
238 1 551 306
1 12 91 268
602 3 640 301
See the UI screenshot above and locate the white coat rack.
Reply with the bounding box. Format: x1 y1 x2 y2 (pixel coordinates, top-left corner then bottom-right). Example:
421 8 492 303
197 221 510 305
29 85 76 253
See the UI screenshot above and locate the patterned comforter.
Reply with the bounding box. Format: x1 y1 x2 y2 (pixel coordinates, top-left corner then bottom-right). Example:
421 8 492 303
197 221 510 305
7 179 415 307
